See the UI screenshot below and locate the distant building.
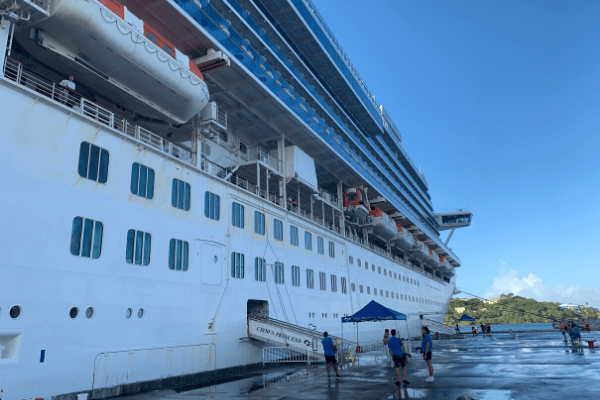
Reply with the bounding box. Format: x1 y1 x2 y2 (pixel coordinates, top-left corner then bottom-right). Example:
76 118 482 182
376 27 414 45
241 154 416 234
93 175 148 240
560 304 580 312
484 298 500 304
455 307 465 313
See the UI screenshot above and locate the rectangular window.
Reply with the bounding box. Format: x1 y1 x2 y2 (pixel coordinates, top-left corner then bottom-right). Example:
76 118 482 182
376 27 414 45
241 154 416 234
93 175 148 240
70 217 103 259
274 219 283 241
374 287 378 296
130 162 155 199
126 229 151 266
306 269 314 289
292 265 300 287
231 202 245 228
231 252 244 278
367 286 371 294
168 239 189 271
254 211 265 235
255 257 266 282
359 284 363 293
78 142 109 184
341 277 347 294
204 191 220 220
305 232 312 251
317 237 324 254
328 241 335 258
290 225 299 246
171 178 191 211
319 272 326 291
331 275 337 292
146 31 157 43
274 262 284 284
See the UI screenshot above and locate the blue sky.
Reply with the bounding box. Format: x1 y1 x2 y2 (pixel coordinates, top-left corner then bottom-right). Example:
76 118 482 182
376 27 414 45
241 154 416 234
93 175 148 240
312 0 600 305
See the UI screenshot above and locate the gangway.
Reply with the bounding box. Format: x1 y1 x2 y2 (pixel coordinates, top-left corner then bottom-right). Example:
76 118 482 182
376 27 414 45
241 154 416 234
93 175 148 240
421 319 453 335
247 316 350 356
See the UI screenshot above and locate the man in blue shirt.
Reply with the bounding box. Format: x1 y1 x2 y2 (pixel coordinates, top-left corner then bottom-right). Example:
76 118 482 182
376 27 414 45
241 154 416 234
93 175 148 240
322 332 340 378
387 329 409 387
421 326 434 382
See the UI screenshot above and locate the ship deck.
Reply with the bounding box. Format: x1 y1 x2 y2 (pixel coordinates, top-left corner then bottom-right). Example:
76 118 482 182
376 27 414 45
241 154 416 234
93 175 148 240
121 330 600 399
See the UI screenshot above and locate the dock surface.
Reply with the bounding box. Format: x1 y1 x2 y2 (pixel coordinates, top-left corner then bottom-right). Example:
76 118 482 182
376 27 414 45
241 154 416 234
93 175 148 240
122 331 600 399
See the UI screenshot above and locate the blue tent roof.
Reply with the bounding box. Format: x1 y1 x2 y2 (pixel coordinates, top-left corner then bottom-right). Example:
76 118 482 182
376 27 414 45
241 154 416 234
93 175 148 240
455 314 475 322
342 300 407 323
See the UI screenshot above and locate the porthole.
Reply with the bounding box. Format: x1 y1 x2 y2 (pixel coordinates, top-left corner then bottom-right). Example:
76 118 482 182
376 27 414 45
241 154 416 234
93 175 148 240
10 305 22 319
69 307 79 319
138 308 145 319
126 308 133 319
86 307 94 319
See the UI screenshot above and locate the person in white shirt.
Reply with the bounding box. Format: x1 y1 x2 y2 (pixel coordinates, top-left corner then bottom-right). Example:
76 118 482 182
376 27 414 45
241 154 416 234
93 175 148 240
58 75 75 104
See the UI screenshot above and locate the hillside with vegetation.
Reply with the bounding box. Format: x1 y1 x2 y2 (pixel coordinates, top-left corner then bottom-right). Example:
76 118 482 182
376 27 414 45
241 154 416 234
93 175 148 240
443 295 600 325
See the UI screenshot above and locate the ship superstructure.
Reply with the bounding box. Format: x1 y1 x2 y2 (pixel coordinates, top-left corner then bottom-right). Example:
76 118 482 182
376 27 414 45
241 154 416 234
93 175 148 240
0 0 471 398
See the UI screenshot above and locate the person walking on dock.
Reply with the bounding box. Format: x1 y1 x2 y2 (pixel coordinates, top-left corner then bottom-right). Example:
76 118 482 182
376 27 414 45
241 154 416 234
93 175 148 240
471 326 477 335
388 329 409 387
321 332 340 378
486 323 492 336
383 329 391 345
455 324 460 334
421 327 434 382
480 323 486 335
560 321 567 341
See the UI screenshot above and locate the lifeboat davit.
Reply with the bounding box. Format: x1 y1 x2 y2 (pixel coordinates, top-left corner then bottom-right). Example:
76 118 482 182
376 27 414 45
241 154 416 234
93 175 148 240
411 241 429 262
343 188 369 219
367 207 397 241
392 225 415 251
36 0 209 124
426 249 440 268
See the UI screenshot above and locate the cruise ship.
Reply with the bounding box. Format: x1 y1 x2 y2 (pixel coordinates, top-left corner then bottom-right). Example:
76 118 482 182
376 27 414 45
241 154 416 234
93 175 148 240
0 0 472 398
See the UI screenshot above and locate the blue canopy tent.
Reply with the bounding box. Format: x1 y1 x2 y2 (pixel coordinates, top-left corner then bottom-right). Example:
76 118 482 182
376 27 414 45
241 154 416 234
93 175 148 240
455 314 475 322
341 300 407 346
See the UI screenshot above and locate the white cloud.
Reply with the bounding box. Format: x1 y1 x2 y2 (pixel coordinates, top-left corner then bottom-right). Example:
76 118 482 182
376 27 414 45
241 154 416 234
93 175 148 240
484 269 600 306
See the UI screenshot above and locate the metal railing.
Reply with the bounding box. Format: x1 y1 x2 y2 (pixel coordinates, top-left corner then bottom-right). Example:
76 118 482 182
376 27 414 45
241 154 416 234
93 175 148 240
262 347 320 366
247 147 283 173
318 187 339 208
3 57 193 163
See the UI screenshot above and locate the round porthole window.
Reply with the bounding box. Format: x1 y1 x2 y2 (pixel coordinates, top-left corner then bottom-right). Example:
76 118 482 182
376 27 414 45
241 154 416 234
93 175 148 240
126 308 133 319
10 305 22 319
86 307 94 319
138 308 145 319
69 307 79 319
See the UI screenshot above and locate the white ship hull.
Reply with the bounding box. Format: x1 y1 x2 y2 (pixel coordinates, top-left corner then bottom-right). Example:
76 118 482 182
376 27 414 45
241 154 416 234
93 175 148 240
0 79 455 399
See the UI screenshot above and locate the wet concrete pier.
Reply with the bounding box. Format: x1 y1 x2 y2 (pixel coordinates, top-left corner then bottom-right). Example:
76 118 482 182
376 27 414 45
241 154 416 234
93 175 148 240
123 331 600 399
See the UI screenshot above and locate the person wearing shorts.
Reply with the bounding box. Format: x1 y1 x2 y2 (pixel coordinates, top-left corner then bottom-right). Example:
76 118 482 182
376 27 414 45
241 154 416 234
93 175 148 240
321 332 340 378
421 326 434 382
387 329 409 387
560 321 567 341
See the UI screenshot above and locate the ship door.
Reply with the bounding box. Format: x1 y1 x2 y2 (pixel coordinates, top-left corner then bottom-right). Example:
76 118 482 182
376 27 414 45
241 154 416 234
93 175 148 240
198 242 223 285
247 300 269 318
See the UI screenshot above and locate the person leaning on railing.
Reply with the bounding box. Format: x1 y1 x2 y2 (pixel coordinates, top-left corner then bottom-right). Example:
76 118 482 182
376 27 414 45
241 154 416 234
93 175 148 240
58 75 76 106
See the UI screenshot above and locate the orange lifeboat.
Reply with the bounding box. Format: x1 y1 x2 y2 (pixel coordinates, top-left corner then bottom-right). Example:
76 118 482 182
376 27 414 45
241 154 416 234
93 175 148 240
411 241 429 262
32 0 209 124
426 248 440 268
343 188 369 219
438 257 451 273
367 206 397 241
391 225 415 251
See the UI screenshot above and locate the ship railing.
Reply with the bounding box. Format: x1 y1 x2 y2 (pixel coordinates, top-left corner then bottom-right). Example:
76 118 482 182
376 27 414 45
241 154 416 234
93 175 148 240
318 187 339 208
222 169 284 207
247 147 282 173
25 0 50 12
2 56 195 164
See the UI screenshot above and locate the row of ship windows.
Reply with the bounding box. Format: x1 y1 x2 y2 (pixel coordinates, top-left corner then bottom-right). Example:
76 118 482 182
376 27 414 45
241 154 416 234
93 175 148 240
68 217 436 304
349 256 421 287
1 306 146 321
77 142 336 258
